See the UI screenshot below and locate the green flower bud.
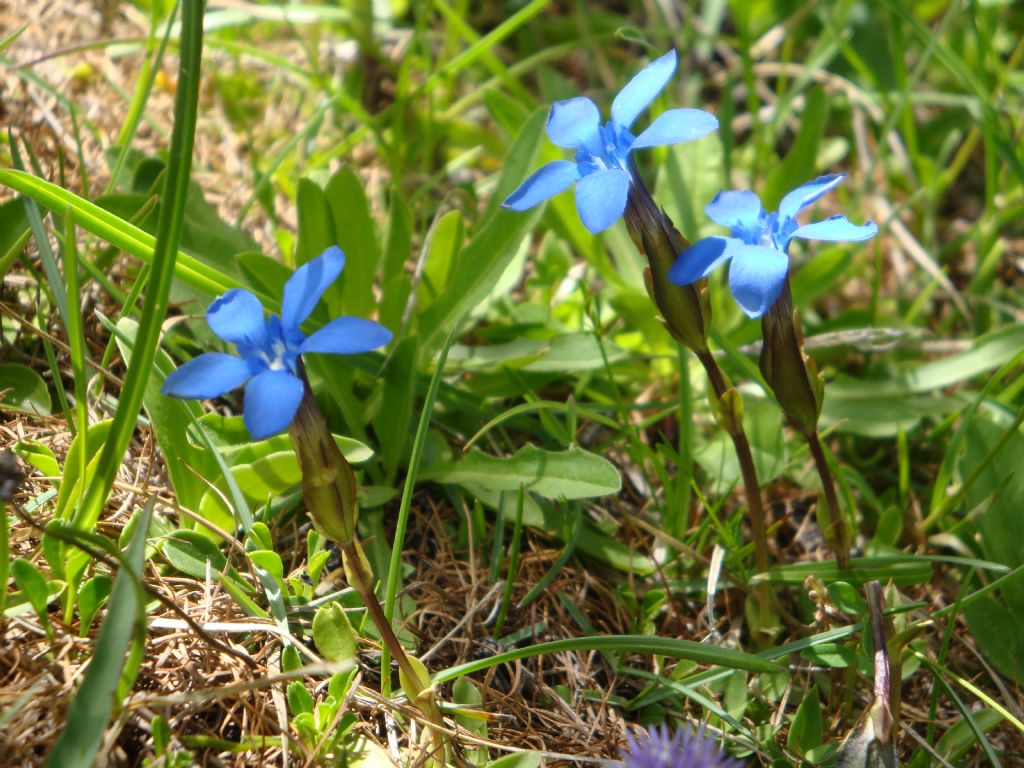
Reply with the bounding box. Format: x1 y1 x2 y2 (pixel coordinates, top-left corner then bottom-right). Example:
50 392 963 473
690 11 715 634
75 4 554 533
288 381 359 545
759 280 822 436
624 179 710 354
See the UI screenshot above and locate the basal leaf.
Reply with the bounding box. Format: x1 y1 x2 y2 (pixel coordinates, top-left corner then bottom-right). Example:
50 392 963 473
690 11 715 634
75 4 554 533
0 363 52 415
422 444 621 500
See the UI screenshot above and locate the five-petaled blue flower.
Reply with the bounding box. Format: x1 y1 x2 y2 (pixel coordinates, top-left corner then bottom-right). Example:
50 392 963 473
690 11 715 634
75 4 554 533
502 50 718 235
668 174 877 318
162 246 392 440
621 724 743 768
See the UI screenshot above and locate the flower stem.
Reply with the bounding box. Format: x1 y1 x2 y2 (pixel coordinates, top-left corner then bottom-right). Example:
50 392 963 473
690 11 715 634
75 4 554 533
806 429 850 570
288 379 446 764
759 280 851 568
622 180 773 625
697 350 775 632
341 541 447 764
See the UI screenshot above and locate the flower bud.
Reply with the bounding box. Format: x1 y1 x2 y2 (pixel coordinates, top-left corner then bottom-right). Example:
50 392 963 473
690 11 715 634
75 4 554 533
624 178 710 354
288 378 359 545
759 280 822 436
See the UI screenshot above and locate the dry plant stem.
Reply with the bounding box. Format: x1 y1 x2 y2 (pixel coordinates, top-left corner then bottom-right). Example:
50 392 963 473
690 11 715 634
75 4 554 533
622 181 772 593
806 429 849 571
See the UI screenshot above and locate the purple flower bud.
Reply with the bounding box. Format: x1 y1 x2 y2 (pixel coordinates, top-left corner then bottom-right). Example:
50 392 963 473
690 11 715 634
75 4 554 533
622 724 743 768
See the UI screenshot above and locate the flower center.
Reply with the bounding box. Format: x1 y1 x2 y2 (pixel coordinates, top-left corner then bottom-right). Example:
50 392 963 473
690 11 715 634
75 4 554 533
574 121 636 176
256 315 302 375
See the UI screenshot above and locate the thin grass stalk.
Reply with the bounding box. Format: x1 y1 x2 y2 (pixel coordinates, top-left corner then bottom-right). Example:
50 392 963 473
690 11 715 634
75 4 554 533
73 0 203 533
381 328 458 691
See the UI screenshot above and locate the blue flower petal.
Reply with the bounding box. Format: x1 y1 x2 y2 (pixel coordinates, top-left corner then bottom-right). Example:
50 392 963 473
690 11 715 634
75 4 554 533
545 97 601 151
282 245 346 333
727 245 790 318
778 174 845 222
705 190 763 231
243 370 305 440
667 236 739 286
611 50 677 130
631 108 718 150
207 289 267 348
574 168 630 234
501 161 581 211
299 317 393 355
161 352 252 399
793 215 878 242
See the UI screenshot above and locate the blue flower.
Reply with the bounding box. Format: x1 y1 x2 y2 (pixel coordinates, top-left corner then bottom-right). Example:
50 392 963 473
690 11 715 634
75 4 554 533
622 724 742 768
668 174 878 318
162 246 392 440
502 50 718 235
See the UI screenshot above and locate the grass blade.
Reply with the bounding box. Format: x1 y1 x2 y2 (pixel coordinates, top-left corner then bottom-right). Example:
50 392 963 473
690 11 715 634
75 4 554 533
45 500 154 767
71 0 204 534
435 634 781 682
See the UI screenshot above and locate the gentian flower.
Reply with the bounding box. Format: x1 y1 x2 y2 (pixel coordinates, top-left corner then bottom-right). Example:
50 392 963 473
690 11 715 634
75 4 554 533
668 174 877 318
162 246 391 440
502 50 718 235
622 724 742 768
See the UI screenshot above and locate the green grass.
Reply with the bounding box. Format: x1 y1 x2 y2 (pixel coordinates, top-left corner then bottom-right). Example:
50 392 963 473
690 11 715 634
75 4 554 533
2 0 1024 766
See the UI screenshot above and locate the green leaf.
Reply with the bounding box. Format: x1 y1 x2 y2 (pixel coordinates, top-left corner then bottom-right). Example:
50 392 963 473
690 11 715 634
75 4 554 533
237 252 291 299
0 196 30 274
452 678 488 765
77 574 112 636
0 169 242 300
46 499 154 768
417 210 463 308
382 188 411 285
3 579 65 618
287 680 314 716
800 643 856 669
247 550 283 581
327 166 379 319
58 420 114 522
821 376 963 438
905 323 1024 393
417 109 546 355
963 595 1024 685
312 602 359 663
11 558 52 627
484 754 542 768
69 0 206 541
163 530 228 578
0 363 51 415
933 708 1004 763
13 440 60 482
827 582 869 616
151 715 171 756
371 334 418 484
422 444 621 500
295 177 333 267
788 685 823 755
